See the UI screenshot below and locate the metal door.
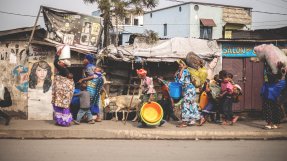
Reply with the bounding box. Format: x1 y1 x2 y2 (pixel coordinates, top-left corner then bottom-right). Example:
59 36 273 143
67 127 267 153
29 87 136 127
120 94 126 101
222 58 245 111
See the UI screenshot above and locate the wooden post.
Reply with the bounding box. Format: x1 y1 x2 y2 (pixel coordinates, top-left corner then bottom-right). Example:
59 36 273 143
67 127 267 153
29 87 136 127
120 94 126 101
24 6 42 65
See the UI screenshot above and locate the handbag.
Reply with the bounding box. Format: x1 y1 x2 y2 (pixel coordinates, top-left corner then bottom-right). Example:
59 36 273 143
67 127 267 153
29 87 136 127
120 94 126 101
0 87 12 108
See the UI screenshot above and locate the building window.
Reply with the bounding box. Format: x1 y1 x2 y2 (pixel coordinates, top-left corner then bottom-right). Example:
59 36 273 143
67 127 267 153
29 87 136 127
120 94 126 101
164 24 167 36
179 6 182 12
150 13 152 18
134 19 139 26
125 18 131 25
200 26 212 39
199 19 216 39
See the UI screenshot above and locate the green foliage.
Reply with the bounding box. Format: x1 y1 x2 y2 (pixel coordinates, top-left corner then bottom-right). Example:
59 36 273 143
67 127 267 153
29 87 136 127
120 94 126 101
83 0 159 47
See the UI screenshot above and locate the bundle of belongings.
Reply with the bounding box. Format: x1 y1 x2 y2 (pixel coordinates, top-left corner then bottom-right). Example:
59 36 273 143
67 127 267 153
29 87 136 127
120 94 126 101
184 51 208 88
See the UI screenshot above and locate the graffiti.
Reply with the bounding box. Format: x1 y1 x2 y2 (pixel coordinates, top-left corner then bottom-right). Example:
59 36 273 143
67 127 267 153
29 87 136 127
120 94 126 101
28 45 51 61
12 65 29 93
0 42 26 61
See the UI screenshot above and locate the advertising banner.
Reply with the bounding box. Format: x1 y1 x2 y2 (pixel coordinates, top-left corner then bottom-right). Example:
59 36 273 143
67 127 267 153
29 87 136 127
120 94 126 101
42 6 102 51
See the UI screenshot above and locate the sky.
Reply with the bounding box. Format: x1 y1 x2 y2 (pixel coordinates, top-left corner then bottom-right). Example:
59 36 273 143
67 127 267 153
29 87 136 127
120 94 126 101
0 0 287 31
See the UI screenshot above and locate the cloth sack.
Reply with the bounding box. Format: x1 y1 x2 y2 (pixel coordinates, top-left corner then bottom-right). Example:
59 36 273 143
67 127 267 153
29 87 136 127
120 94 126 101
0 87 12 108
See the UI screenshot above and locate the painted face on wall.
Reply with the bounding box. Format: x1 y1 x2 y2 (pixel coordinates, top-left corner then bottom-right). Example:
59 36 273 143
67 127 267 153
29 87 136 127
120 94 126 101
36 66 48 81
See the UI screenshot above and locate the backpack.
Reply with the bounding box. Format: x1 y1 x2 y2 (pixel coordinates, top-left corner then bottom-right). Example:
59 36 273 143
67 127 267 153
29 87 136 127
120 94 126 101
0 87 12 108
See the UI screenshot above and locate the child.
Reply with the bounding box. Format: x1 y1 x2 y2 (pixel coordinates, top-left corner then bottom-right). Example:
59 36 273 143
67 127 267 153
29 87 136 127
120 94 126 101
198 75 221 126
73 83 95 124
219 72 234 125
94 67 102 79
156 77 179 121
137 69 166 128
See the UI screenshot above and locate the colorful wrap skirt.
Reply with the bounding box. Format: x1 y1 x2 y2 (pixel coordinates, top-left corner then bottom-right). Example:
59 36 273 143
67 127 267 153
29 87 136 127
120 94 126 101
52 75 75 126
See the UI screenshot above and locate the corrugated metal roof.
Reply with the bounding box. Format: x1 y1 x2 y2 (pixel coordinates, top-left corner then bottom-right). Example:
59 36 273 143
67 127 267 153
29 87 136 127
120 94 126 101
200 19 216 27
229 26 287 40
0 26 41 37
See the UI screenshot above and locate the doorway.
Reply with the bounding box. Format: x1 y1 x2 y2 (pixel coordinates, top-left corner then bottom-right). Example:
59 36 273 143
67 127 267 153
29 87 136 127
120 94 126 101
223 58 264 111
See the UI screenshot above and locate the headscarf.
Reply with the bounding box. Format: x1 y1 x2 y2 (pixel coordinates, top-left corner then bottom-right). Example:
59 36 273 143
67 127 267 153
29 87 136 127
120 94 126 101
85 54 94 64
136 68 147 77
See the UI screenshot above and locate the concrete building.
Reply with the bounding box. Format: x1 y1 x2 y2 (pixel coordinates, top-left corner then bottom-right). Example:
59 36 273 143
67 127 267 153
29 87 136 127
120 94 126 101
92 10 144 45
143 2 252 39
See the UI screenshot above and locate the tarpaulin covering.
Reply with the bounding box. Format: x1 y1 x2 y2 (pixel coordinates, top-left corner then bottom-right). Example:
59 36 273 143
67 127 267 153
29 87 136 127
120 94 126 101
100 37 222 79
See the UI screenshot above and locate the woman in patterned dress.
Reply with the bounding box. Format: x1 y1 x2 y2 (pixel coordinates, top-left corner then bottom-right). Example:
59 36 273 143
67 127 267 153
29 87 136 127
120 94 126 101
175 60 200 128
52 53 74 126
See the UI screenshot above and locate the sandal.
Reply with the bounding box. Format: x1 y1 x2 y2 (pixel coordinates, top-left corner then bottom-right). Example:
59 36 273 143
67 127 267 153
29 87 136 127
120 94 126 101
95 117 102 122
197 118 206 126
264 125 272 129
176 123 187 128
220 121 228 125
232 116 239 124
271 125 278 129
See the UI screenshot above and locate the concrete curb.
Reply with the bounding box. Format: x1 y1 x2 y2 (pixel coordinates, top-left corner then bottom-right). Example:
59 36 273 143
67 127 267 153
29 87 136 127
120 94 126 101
1 129 287 140
1 120 287 140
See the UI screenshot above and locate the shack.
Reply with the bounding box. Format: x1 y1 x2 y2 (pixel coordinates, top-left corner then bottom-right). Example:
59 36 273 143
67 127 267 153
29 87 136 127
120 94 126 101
0 26 93 120
218 26 287 112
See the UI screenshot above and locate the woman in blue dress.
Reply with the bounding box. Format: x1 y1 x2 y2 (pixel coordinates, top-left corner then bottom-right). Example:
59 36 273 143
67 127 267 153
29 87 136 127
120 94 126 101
78 54 103 122
175 60 200 128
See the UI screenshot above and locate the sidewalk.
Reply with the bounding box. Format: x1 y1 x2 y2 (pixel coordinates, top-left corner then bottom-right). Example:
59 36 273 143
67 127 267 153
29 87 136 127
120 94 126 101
1 119 287 140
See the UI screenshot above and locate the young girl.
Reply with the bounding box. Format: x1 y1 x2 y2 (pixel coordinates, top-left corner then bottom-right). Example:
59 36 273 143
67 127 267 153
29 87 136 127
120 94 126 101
219 72 234 125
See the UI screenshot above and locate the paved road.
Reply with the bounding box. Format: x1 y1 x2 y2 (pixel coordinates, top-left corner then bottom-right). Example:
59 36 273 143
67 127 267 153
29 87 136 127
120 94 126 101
0 140 286 161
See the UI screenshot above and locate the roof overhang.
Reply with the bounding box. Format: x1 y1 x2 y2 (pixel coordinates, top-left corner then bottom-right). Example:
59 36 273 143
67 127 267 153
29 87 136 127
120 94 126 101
200 19 216 27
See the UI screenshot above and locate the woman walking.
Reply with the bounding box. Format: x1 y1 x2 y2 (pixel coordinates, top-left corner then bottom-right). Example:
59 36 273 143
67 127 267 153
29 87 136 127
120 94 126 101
79 54 103 122
175 60 200 128
52 51 74 126
261 62 286 129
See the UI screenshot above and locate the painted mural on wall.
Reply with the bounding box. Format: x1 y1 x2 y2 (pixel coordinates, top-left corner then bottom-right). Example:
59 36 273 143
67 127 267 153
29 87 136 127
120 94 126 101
0 63 28 118
0 42 27 62
28 45 54 120
0 41 28 118
12 65 29 93
28 61 54 120
42 6 102 51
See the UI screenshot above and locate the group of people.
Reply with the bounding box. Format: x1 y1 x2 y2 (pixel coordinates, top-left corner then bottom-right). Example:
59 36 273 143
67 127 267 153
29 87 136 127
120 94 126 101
134 59 240 128
52 52 104 127
50 51 286 130
169 60 240 128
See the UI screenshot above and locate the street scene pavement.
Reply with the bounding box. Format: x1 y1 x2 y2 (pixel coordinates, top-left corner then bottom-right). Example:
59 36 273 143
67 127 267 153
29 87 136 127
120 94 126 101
1 119 287 140
1 139 287 161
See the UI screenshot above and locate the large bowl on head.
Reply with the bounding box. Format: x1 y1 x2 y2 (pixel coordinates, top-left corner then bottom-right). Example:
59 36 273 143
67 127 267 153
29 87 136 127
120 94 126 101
140 101 163 126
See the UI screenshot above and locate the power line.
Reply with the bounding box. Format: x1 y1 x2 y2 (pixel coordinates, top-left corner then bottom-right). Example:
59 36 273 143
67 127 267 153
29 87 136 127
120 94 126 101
0 10 42 17
255 0 287 9
253 19 287 23
252 10 287 16
252 23 287 27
